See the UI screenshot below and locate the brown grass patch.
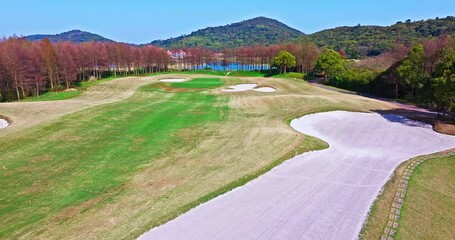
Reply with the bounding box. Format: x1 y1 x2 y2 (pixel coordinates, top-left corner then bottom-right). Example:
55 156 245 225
433 120 455 135
28 155 53 163
53 197 104 223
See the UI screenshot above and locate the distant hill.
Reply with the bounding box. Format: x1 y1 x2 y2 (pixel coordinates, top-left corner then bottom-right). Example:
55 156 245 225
21 16 455 57
150 17 304 50
25 30 114 43
305 16 455 57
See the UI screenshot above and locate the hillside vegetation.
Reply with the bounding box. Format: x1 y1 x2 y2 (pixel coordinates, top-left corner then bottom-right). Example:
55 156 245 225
305 16 455 57
150 17 304 50
22 16 455 58
25 30 114 43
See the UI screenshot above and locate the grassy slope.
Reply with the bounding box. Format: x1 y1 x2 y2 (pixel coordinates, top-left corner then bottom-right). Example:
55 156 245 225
396 155 455 239
0 75 390 239
22 76 120 102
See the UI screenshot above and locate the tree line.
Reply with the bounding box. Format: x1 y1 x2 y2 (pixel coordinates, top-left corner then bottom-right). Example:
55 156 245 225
314 34 455 117
0 37 170 101
172 43 320 74
3 34 453 117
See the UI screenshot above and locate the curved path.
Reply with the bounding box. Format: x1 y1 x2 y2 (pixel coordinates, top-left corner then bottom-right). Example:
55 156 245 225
140 111 455 240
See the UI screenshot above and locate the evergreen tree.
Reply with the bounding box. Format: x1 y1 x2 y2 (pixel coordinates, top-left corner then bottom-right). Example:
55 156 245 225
272 51 296 74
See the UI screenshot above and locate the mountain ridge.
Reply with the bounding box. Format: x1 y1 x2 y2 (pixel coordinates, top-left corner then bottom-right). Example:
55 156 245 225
25 30 114 43
150 16 304 50
22 16 455 57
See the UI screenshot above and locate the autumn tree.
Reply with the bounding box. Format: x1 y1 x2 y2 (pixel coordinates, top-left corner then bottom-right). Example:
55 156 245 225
301 43 320 74
40 38 59 90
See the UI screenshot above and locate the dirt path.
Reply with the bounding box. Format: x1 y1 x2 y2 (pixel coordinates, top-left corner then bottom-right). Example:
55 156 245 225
139 111 455 240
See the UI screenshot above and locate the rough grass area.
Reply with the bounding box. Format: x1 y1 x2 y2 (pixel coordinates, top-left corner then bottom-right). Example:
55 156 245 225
0 74 391 239
171 77 224 89
22 90 81 101
22 76 120 102
396 154 455 239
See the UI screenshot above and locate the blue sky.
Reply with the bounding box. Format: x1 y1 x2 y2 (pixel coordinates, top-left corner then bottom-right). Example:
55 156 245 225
1 0 454 44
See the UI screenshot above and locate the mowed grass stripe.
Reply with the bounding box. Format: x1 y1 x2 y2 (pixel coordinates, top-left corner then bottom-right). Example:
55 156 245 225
0 86 228 237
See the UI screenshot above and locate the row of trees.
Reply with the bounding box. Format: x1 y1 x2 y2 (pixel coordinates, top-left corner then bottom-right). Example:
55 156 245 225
0 37 170 101
0 37 324 102
315 34 455 116
7 35 451 115
171 43 321 74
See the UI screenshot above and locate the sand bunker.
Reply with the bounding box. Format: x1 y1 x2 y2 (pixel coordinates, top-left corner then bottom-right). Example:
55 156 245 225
223 84 257 92
0 119 9 129
253 87 276 92
139 111 455 240
159 78 186 83
223 84 276 92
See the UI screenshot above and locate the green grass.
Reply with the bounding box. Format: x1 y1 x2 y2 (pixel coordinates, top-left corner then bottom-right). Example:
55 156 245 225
170 77 224 89
270 72 319 81
150 70 267 77
227 70 266 77
0 85 228 238
396 155 455 240
272 72 305 79
23 90 81 102
359 153 455 240
0 74 391 239
21 76 120 102
184 70 228 76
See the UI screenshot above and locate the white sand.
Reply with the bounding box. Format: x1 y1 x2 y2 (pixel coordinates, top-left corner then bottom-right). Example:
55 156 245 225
223 84 276 93
222 84 257 92
253 87 277 92
159 78 186 83
0 119 9 128
139 111 455 240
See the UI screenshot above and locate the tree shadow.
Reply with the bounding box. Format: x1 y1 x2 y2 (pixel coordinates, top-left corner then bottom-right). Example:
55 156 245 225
371 108 452 131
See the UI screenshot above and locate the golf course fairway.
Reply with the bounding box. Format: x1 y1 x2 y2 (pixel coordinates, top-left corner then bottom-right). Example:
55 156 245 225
1 73 440 239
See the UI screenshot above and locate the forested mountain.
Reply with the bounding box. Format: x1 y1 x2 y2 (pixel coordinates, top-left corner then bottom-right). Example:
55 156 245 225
150 17 304 50
151 16 455 57
25 30 114 43
304 16 455 57
21 16 455 58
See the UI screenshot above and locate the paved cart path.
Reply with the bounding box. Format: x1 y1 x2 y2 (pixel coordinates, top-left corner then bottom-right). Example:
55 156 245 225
139 111 455 240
